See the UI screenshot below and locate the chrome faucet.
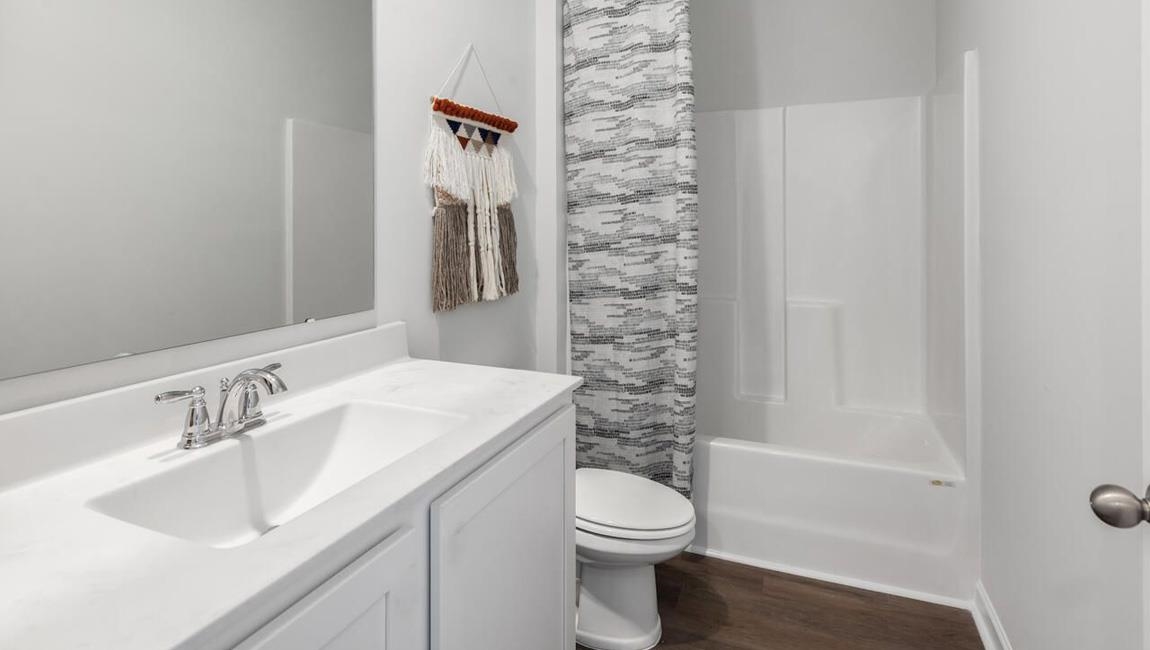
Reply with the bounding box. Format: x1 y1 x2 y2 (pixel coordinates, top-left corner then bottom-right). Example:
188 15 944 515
155 363 288 449
216 363 289 435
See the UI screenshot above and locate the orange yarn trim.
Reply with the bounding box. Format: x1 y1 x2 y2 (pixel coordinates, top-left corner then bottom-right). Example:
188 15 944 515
431 96 519 133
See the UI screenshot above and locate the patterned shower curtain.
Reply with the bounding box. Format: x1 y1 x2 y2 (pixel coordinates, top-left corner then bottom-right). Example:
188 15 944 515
564 0 698 495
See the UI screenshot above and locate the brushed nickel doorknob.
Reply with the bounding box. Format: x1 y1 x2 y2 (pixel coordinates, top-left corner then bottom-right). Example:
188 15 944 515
1090 484 1150 528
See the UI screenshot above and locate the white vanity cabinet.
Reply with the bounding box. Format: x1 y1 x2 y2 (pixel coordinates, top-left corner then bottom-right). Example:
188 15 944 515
431 405 577 650
238 404 576 650
236 527 424 650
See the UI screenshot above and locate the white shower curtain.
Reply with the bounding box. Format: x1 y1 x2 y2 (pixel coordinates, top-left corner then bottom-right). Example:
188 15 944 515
564 0 698 495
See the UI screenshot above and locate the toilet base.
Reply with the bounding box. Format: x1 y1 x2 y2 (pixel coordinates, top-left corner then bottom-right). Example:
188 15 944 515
576 563 663 650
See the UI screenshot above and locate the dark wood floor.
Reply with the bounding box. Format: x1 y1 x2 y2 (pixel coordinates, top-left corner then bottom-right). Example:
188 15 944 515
580 553 983 650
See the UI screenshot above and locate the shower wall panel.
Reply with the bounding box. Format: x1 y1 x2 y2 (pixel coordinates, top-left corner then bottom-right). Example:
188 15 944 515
697 108 787 402
697 96 953 468
786 97 925 413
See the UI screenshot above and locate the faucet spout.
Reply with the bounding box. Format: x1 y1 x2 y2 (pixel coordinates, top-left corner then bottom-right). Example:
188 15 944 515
216 364 289 435
242 368 288 394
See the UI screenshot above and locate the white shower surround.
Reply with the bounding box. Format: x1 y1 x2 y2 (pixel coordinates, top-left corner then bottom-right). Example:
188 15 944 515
697 96 959 463
692 93 972 600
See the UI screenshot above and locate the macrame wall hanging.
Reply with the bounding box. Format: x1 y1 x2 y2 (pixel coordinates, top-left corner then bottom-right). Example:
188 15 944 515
423 45 521 312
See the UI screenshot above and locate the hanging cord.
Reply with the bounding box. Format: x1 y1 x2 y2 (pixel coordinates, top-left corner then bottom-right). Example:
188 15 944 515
433 43 506 115
435 45 473 98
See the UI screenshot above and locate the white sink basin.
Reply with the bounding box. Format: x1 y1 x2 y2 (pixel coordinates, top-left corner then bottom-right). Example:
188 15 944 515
88 401 464 548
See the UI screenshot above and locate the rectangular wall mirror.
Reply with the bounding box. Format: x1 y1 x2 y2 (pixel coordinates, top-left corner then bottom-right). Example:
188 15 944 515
0 0 375 382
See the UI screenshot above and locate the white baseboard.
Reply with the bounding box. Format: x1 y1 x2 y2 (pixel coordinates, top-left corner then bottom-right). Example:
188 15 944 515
971 580 1011 650
686 545 971 610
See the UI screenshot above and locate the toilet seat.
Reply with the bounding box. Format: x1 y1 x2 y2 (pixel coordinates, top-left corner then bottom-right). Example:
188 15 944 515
575 468 695 541
576 516 695 541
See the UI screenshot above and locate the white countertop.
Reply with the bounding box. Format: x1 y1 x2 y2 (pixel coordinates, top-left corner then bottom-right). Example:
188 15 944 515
0 354 580 649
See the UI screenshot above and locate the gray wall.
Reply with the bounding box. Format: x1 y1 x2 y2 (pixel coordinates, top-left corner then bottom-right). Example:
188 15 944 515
0 0 372 379
375 1 539 370
938 1 1143 648
691 0 937 111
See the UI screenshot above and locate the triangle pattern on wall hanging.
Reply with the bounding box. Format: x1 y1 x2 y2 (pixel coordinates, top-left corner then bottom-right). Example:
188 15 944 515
441 115 505 155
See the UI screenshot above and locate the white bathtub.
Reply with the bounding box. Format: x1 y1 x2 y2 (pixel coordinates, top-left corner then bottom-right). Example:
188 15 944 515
691 89 975 606
690 435 975 605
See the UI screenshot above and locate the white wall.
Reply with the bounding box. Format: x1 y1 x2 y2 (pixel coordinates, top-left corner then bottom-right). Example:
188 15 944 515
375 1 544 370
534 0 566 374
937 2 1143 648
691 0 936 112
0 0 373 380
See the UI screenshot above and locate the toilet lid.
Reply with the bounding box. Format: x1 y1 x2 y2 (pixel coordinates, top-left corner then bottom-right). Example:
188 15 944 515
576 468 695 532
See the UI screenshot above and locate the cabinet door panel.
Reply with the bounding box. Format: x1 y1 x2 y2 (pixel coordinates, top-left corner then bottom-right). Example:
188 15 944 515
432 406 576 650
237 526 422 650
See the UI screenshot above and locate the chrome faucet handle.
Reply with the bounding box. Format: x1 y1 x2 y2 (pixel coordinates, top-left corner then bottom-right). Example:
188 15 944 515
241 381 262 420
155 386 205 404
155 386 218 449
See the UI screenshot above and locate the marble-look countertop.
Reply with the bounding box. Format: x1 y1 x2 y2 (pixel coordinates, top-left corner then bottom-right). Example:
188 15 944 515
0 356 580 649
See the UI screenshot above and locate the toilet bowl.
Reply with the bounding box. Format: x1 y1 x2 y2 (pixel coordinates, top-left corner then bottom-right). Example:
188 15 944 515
575 468 696 650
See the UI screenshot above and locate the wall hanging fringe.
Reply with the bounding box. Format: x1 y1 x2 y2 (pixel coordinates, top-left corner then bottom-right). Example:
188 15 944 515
423 45 521 312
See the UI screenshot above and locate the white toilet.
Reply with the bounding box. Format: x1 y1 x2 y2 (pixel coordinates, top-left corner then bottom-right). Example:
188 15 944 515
575 468 696 650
